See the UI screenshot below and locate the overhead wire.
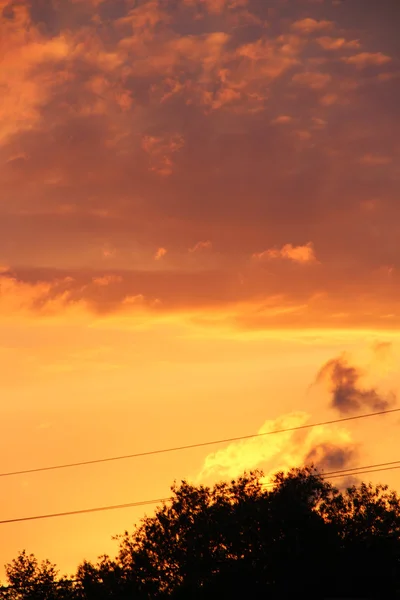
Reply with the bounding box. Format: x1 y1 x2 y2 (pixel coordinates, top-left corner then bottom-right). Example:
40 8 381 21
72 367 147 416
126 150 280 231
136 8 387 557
0 460 399 592
261 459 400 487
1 459 400 526
1 407 399 479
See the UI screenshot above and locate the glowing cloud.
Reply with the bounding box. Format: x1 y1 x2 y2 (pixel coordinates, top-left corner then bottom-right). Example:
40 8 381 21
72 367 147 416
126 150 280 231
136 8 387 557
197 411 357 484
154 247 167 260
252 242 317 264
92 275 123 286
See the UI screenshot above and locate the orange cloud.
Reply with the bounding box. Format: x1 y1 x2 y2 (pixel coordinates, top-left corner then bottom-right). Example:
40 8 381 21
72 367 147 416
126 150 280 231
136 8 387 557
189 241 213 253
295 129 312 140
0 0 398 336
2 265 400 333
0 274 83 317
154 247 167 260
0 4 71 144
252 242 317 264
92 275 123 286
197 411 357 484
117 0 170 34
102 245 117 259
311 117 327 128
291 18 334 34
272 115 293 124
358 153 392 166
236 37 301 73
316 36 361 50
292 71 332 89
142 134 185 176
342 52 391 68
319 92 339 105
192 0 249 15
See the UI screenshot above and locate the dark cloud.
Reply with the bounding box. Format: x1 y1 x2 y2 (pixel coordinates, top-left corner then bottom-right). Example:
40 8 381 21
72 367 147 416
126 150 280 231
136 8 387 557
305 442 358 472
316 355 396 415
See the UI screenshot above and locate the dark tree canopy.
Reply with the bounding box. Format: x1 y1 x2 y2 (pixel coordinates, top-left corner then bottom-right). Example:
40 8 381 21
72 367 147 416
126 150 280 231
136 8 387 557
3 467 400 599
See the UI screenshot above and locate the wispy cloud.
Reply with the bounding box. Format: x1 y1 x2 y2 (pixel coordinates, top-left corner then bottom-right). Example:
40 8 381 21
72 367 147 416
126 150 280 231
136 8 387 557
316 36 360 51
189 241 213 253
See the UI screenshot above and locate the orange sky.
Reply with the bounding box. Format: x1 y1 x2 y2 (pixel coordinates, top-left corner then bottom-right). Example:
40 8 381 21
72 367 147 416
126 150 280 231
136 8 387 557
0 0 399 580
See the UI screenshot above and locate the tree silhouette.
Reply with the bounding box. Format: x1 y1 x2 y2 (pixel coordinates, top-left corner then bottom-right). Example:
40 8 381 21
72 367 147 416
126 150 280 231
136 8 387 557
4 467 400 599
3 551 73 600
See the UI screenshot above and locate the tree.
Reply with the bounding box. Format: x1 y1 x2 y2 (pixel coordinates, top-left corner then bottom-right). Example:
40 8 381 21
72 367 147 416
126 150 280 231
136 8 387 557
75 555 137 600
6 467 400 599
114 468 343 598
3 551 74 600
320 481 400 598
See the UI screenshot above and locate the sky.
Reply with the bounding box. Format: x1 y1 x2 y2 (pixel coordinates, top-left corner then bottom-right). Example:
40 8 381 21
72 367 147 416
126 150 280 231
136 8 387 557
0 0 399 579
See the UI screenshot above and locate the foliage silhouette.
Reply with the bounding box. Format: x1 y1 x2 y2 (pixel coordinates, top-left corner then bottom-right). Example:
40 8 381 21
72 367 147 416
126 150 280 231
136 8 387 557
3 551 73 600
3 466 400 599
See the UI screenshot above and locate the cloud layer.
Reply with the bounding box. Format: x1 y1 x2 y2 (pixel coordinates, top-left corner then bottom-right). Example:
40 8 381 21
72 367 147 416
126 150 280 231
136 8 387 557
0 0 399 327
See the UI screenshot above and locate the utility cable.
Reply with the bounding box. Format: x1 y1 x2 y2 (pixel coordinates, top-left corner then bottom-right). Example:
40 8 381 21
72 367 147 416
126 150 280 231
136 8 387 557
1 459 400 525
1 407 398 479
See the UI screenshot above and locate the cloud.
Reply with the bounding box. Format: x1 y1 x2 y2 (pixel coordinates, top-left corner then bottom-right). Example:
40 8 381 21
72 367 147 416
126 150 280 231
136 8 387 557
2 264 400 332
0 0 399 332
154 247 167 260
319 92 339 105
311 117 327 128
92 275 123 286
358 153 392 166
0 273 86 318
292 71 332 89
197 411 357 484
316 354 396 415
305 442 357 471
189 241 213 253
252 242 317 264
0 2 71 144
272 115 293 124
342 52 391 68
316 36 361 51
291 18 334 34
0 272 152 319
142 134 185 176
186 0 249 15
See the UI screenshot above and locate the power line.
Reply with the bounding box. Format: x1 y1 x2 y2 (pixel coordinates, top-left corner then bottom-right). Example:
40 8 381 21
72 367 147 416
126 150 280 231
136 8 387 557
1 407 399 479
0 498 170 525
1 459 400 526
0 461 399 593
321 459 400 478
261 459 400 488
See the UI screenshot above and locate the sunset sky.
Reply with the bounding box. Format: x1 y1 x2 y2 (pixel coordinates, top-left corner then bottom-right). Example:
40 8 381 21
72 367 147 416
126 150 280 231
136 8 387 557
1 0 400 579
